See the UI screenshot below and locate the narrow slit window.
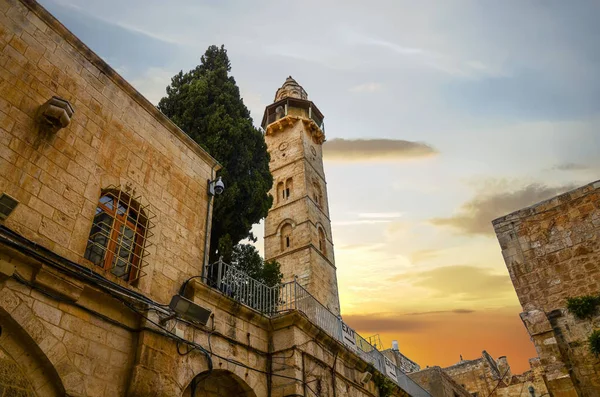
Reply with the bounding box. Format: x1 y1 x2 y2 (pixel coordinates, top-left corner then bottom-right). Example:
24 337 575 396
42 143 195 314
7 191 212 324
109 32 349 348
281 223 293 251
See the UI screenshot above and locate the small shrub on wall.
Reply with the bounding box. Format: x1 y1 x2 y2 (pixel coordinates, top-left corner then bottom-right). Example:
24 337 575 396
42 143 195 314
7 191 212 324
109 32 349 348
589 330 600 357
566 295 600 319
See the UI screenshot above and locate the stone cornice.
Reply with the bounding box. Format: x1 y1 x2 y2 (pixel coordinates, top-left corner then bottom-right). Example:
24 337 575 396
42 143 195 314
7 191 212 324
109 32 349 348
265 115 325 144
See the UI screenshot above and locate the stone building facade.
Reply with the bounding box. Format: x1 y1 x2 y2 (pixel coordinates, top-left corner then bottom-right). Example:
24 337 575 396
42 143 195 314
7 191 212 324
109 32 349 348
493 180 600 396
408 367 471 397
443 352 548 397
262 77 340 315
383 345 421 374
0 1 426 396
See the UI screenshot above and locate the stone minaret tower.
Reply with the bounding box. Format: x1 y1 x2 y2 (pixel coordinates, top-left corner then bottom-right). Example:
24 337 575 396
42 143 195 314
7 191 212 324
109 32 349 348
261 77 340 315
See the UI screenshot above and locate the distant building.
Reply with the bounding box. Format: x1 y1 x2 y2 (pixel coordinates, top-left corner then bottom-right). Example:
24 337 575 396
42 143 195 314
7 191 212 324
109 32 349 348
494 180 600 396
442 351 548 397
409 367 471 397
382 340 422 374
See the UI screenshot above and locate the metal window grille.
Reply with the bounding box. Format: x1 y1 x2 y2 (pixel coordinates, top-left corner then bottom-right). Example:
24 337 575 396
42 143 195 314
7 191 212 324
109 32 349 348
84 187 155 283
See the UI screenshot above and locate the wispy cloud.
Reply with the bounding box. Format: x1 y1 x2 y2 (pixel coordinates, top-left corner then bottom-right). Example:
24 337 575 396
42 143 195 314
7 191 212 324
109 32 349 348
552 162 590 171
350 32 506 79
130 67 174 105
343 313 430 333
430 183 576 235
349 83 383 93
394 265 513 301
406 309 475 316
333 220 393 226
323 138 438 162
358 212 403 219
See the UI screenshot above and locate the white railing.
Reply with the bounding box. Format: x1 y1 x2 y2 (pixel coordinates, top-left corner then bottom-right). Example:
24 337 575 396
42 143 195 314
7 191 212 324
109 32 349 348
206 260 431 397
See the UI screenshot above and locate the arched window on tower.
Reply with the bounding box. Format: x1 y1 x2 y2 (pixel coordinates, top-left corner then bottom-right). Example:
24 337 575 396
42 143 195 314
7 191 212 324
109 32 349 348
285 178 293 199
277 182 285 203
281 223 293 251
313 182 323 208
275 105 284 120
318 227 326 255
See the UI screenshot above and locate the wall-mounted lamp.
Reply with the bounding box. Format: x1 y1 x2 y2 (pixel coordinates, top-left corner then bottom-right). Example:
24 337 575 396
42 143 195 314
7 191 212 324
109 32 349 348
207 176 224 196
37 96 74 133
164 294 211 326
528 385 535 397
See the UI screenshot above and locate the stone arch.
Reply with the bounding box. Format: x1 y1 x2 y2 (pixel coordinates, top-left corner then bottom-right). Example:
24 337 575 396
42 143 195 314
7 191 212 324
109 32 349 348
281 223 293 251
0 306 65 396
317 225 327 255
312 179 323 208
276 181 285 203
276 219 296 252
181 369 257 397
276 218 297 236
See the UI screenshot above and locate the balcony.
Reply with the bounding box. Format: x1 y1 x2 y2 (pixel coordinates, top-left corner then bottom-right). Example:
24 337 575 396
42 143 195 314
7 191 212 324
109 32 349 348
206 259 431 397
261 98 325 133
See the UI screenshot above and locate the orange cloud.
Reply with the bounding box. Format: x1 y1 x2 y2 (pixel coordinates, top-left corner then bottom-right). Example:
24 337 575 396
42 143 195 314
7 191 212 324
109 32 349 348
344 308 537 374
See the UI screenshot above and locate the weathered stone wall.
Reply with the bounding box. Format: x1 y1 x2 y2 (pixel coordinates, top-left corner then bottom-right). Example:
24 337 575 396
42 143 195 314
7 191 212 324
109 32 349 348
0 0 219 305
383 349 421 374
270 311 410 397
493 180 600 396
443 353 548 397
444 357 494 396
496 359 548 397
409 367 471 397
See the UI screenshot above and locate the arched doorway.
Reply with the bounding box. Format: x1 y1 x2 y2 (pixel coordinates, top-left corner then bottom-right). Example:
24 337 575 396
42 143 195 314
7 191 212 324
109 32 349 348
0 309 65 396
182 369 257 397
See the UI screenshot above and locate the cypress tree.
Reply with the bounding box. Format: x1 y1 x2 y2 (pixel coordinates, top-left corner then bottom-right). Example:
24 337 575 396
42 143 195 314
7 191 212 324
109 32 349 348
158 45 273 264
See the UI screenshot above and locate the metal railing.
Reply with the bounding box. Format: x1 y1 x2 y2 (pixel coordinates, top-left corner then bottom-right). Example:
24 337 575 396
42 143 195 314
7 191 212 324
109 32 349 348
206 260 431 397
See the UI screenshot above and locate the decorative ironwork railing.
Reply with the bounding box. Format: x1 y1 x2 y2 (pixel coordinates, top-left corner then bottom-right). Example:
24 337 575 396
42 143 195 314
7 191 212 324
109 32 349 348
206 260 431 397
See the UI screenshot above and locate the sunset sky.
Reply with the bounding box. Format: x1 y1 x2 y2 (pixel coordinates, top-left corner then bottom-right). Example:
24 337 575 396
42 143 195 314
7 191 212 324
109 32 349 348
40 0 600 373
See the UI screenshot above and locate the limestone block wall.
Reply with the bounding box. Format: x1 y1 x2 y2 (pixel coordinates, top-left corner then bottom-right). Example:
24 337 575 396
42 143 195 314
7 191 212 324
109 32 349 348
383 349 421 374
443 355 498 396
301 123 326 183
408 367 471 397
270 312 410 397
307 249 339 312
0 0 219 305
496 359 548 397
266 121 305 176
493 181 600 396
0 266 138 396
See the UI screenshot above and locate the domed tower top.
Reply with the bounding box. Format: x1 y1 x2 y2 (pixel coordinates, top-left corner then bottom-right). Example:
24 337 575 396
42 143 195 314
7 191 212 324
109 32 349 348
261 77 324 137
274 76 308 102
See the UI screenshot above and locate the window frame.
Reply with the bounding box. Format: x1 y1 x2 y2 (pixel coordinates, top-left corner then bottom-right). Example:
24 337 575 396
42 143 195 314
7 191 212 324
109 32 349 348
85 191 148 283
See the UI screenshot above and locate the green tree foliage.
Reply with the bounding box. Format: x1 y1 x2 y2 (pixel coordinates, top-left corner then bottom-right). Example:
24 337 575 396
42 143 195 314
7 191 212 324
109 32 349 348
158 45 273 263
231 244 282 287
